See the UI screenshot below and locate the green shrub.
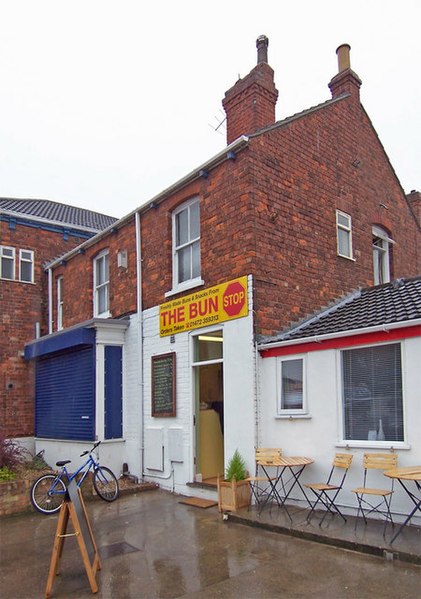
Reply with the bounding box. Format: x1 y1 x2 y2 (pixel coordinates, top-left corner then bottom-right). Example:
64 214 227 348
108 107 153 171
225 449 247 482
0 466 17 481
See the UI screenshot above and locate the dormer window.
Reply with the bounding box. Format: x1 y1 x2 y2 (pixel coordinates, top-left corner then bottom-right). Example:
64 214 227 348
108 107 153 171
372 226 393 285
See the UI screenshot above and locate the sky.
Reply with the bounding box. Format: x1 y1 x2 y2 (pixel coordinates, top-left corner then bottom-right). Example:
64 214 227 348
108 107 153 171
0 0 420 219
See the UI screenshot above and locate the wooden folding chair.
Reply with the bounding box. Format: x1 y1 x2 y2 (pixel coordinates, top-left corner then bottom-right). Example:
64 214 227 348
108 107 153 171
352 453 398 536
247 448 282 509
305 453 354 525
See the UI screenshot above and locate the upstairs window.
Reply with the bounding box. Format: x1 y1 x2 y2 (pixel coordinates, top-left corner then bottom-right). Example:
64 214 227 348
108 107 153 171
372 225 393 285
19 249 34 283
336 210 353 259
0 246 15 280
173 198 200 289
93 251 109 317
342 343 404 443
277 357 306 414
57 276 64 331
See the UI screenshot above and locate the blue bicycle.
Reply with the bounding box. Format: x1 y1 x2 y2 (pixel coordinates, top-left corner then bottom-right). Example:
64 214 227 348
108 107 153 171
30 441 119 514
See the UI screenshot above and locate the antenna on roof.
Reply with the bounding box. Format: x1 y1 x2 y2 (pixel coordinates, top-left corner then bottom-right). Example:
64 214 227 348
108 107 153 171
208 109 226 135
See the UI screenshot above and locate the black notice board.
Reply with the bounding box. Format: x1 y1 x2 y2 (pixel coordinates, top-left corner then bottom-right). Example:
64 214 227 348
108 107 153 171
151 353 176 417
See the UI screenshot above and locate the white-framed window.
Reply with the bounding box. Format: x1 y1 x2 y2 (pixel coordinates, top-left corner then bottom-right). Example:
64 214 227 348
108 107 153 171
336 210 353 259
0 246 15 280
19 249 34 283
172 197 201 290
93 250 110 317
57 276 64 331
277 356 306 415
372 225 393 285
341 342 404 443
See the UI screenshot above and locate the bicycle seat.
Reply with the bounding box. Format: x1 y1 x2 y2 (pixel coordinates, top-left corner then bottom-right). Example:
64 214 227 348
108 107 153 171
56 460 71 467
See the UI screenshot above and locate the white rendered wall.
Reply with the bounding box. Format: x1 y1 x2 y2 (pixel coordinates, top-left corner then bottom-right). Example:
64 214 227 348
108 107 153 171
258 336 421 523
139 276 256 496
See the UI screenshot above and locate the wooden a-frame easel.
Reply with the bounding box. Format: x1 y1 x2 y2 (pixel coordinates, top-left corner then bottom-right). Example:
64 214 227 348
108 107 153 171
45 482 101 598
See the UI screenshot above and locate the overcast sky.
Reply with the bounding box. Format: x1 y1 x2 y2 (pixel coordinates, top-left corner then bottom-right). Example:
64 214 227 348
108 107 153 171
0 0 419 219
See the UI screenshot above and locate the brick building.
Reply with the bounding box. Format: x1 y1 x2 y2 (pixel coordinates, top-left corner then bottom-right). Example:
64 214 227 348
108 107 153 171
0 198 117 450
24 39 419 500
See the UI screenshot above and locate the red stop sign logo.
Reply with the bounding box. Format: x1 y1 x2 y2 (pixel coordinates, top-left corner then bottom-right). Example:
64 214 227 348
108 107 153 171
223 281 246 317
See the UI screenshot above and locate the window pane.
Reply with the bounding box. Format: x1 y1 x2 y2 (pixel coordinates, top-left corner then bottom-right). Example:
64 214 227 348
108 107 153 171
191 240 200 278
178 246 191 283
98 285 108 315
20 261 33 282
342 344 403 442
194 331 223 362
1 257 14 279
338 228 350 256
337 213 350 228
281 359 303 409
176 209 189 246
190 201 200 239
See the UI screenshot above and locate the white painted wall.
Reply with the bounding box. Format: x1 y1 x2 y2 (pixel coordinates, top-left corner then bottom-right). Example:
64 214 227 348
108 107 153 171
258 336 421 524
138 276 256 496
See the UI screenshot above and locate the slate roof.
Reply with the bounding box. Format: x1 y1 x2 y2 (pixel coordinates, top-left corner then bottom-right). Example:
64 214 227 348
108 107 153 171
0 198 117 231
263 277 421 344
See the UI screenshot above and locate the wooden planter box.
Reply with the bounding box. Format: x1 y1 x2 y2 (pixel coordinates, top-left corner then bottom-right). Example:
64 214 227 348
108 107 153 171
217 476 250 512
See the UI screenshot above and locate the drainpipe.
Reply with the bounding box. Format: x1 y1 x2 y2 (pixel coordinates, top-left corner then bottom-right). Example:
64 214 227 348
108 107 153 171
135 212 144 478
48 267 53 334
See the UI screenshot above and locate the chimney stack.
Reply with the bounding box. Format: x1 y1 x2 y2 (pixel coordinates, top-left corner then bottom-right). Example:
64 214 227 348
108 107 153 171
256 35 269 64
222 36 278 145
329 43 362 100
336 44 351 72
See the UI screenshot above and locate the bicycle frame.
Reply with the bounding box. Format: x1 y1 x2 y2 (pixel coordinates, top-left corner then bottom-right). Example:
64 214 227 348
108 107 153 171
49 451 99 496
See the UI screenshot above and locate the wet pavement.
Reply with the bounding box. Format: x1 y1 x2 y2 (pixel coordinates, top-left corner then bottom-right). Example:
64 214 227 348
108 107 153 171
1 489 420 599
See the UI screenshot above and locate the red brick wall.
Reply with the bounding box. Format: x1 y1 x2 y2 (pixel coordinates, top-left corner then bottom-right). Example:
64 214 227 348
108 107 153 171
1 221 89 437
51 216 137 328
138 94 419 336
52 94 419 342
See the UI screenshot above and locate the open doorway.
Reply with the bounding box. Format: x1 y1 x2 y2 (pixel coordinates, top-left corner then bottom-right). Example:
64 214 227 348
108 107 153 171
193 331 224 484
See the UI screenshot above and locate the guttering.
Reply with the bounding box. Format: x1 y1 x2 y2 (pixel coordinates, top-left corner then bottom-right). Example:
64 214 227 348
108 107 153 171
0 209 103 235
258 319 421 352
44 135 250 270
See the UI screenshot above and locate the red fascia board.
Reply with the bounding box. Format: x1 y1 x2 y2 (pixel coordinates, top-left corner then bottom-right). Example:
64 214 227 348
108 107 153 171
260 325 421 358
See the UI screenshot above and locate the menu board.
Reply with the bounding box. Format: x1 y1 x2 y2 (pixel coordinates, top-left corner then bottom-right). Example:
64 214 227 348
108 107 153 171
151 353 176 417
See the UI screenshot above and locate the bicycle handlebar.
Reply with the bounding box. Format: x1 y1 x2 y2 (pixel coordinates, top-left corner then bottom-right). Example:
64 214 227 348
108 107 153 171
79 440 101 457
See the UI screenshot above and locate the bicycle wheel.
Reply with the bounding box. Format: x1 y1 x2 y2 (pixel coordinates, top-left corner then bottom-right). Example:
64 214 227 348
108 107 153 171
93 466 119 501
30 474 66 514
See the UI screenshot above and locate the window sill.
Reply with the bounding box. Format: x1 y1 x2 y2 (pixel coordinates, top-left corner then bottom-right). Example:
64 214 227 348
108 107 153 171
337 254 356 262
276 413 312 420
94 310 112 319
336 441 411 450
165 278 204 298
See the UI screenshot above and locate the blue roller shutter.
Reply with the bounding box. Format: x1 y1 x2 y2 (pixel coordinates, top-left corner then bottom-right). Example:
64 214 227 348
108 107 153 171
35 346 95 441
104 346 123 439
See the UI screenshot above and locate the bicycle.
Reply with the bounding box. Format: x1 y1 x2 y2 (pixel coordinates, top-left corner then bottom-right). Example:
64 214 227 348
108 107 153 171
30 441 119 514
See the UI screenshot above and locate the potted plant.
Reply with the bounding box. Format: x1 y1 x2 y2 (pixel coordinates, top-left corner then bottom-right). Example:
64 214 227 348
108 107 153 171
217 449 250 513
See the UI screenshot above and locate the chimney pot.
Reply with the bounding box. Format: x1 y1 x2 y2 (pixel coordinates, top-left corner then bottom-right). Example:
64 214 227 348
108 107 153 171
336 44 351 73
256 35 269 64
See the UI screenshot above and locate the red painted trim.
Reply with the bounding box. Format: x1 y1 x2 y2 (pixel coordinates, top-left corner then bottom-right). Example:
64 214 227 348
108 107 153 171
260 325 421 358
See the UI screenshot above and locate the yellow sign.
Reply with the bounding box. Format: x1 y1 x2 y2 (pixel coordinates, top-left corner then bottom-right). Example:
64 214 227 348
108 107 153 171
159 276 248 337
